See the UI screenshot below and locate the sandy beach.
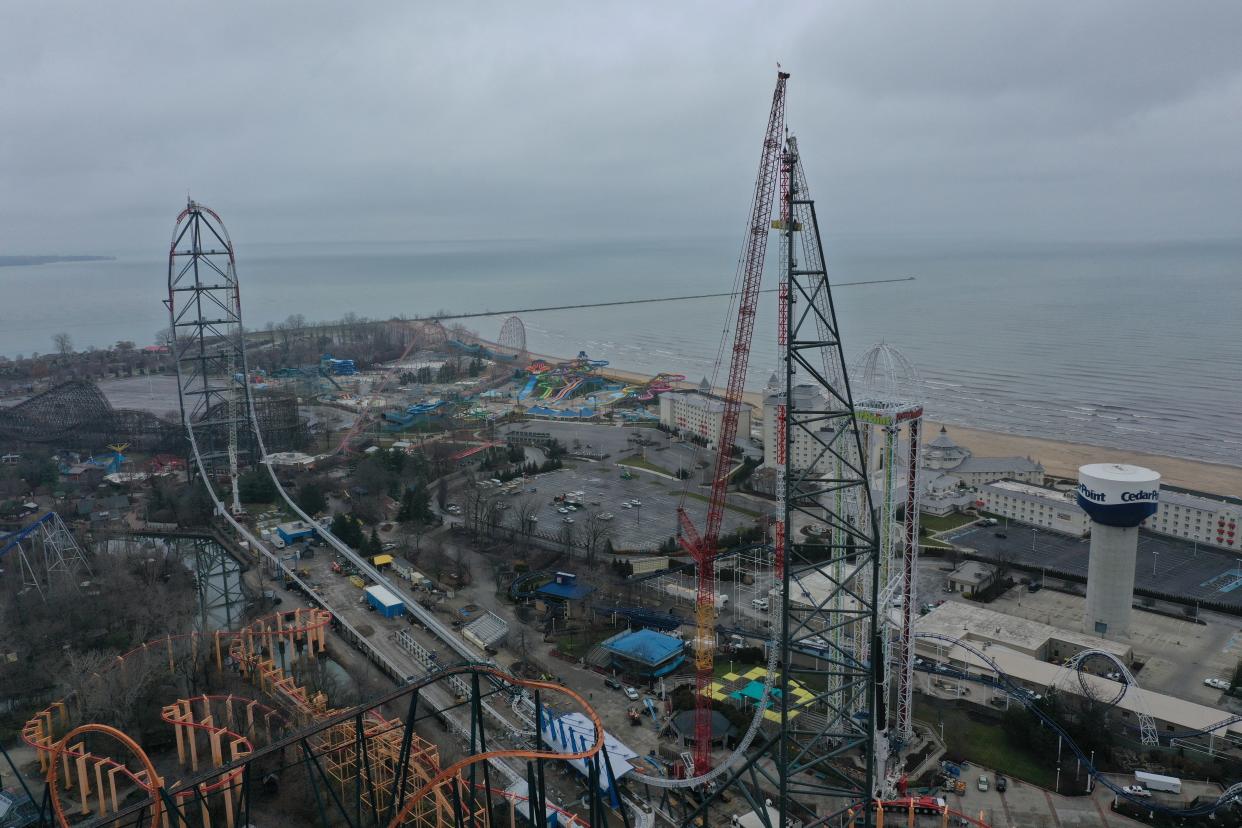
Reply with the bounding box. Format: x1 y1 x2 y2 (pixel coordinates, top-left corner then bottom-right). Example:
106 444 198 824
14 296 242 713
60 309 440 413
603 369 1240 496
924 421 1242 496
500 343 1241 498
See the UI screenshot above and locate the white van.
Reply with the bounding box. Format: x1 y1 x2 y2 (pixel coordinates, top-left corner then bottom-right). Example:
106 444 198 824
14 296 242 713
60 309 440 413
751 597 769 612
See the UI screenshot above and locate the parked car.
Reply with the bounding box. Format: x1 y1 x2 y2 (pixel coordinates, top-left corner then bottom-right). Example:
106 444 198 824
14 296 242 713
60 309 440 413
604 677 622 690
1123 785 1151 798
624 686 640 701
1204 677 1230 690
977 775 989 792
995 775 1007 793
993 532 1008 539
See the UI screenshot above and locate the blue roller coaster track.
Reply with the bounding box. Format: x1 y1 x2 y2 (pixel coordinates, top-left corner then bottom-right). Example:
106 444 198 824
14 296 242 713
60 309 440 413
915 632 1242 817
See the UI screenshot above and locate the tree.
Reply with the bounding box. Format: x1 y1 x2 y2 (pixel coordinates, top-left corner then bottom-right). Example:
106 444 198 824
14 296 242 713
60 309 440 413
52 332 73 356
516 494 540 552
237 469 277 503
368 528 383 556
583 511 613 568
296 482 327 515
436 477 449 509
331 513 365 548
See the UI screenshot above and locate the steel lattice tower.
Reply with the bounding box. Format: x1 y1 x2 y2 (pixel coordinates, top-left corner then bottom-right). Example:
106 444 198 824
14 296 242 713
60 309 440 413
0 512 92 599
690 137 881 827
166 201 251 515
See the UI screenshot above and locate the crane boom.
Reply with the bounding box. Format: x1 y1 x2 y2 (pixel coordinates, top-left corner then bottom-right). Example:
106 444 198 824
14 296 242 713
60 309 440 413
678 70 788 776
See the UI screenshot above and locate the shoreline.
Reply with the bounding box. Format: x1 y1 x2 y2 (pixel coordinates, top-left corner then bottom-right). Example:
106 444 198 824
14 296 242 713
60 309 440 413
480 339 1242 496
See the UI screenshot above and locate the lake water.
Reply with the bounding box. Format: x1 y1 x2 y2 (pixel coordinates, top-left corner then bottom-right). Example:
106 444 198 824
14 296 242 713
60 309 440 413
2 236 1239 467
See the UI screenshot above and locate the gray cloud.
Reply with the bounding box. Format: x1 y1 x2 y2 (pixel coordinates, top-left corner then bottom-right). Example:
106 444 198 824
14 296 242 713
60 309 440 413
1 1 1240 252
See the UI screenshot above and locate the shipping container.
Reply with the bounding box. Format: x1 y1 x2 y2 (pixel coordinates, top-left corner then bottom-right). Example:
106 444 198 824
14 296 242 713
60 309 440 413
365 585 405 619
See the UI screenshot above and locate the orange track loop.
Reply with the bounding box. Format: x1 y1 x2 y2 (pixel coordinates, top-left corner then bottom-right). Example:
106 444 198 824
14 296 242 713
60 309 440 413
387 671 604 828
28 609 334 824
46 724 163 828
28 609 610 827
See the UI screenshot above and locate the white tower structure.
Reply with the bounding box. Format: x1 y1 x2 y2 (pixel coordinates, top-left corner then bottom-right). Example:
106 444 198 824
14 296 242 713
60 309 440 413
1078 463 1161 638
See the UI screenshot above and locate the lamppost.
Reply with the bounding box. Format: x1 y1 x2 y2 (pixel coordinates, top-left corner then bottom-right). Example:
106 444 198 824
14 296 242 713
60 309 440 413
1152 550 1159 577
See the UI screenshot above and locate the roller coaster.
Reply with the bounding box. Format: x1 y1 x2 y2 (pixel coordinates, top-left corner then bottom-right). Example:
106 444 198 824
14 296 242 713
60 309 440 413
15 606 610 827
915 633 1242 818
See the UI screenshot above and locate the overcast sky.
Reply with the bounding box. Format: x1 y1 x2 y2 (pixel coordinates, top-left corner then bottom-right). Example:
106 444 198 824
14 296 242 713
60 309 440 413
2 1 1241 253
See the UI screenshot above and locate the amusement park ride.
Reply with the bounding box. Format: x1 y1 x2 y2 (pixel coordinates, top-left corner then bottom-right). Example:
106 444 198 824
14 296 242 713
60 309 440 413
14 74 1242 828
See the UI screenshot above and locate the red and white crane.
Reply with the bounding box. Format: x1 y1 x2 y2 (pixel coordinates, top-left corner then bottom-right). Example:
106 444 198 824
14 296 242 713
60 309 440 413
676 71 788 775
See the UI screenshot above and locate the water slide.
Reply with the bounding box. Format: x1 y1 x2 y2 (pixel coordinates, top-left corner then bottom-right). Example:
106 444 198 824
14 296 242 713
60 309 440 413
553 376 584 402
518 376 537 400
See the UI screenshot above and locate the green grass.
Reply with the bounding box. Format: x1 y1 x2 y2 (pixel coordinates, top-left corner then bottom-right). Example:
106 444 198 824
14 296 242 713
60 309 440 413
679 490 763 518
918 513 977 534
915 701 1056 788
554 628 615 657
617 455 675 476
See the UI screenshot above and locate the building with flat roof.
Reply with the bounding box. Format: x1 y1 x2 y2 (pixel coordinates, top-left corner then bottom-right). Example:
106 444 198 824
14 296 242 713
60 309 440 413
915 603 1241 746
1141 485 1241 550
659 379 751 449
976 480 1090 535
760 381 834 473
916 601 1132 664
276 520 317 545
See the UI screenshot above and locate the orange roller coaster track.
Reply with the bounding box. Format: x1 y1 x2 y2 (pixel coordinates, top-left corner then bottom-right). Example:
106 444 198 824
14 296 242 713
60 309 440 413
21 609 607 828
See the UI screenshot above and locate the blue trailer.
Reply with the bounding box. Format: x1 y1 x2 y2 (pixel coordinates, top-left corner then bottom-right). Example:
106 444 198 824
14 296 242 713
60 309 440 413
364 585 405 619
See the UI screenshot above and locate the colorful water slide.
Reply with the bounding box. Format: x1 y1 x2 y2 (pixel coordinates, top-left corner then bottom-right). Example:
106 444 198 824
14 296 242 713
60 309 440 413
519 376 538 400
553 376 584 402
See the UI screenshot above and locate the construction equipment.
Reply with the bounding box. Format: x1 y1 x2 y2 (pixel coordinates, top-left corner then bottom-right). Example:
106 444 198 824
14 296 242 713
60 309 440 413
675 71 788 775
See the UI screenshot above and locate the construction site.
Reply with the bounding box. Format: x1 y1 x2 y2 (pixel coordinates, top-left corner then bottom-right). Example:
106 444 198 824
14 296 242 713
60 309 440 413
5 72 1242 828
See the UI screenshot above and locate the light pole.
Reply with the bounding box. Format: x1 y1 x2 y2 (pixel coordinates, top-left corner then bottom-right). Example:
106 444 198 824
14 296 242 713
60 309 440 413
1152 550 1159 577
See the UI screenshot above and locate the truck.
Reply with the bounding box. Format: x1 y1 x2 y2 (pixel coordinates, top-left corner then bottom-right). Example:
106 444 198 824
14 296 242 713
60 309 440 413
1133 771 1181 794
364 585 405 619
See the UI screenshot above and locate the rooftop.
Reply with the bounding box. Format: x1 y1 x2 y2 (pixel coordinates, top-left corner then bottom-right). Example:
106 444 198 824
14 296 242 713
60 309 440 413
601 629 684 667
947 561 995 584
1160 485 1242 512
918 601 1131 661
462 611 509 649
957 456 1043 474
535 579 595 601
987 479 1074 500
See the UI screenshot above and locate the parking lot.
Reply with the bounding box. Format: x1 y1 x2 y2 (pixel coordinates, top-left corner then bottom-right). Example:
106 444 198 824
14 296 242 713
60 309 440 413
493 422 769 550
490 462 761 550
943 522 1242 610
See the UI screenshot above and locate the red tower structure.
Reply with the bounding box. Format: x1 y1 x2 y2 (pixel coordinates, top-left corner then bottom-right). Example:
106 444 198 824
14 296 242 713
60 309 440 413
676 71 788 775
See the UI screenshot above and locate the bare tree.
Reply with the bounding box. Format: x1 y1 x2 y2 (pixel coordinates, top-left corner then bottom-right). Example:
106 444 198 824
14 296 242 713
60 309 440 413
52 332 73 356
559 520 578 556
582 511 613 568
450 545 471 586
517 494 540 553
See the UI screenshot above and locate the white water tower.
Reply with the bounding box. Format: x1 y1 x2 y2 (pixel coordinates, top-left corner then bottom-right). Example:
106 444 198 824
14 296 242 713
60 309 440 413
1078 463 1160 638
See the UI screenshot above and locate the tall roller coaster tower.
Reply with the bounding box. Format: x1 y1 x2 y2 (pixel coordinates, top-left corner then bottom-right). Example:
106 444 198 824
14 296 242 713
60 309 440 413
685 75 882 826
165 200 250 515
